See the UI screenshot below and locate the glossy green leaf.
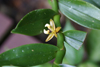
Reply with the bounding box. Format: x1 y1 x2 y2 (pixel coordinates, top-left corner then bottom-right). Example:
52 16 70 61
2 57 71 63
64 30 86 50
86 30 100 62
63 19 84 65
59 64 76 67
63 19 75 32
11 9 57 36
63 42 84 65
0 43 58 66
59 0 100 30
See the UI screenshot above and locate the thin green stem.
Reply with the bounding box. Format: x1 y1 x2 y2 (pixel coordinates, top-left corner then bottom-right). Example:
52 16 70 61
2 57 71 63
51 0 66 67
52 0 61 27
52 33 65 67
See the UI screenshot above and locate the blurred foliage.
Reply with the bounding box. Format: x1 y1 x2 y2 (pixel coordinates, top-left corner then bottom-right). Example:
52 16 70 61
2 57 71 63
86 30 100 62
78 61 99 67
1 0 100 67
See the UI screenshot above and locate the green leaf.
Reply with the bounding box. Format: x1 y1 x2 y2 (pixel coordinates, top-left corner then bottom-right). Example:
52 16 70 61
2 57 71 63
63 42 84 65
59 0 100 30
63 19 75 32
59 64 76 67
0 43 58 66
11 9 57 36
63 19 84 65
86 30 100 62
64 30 86 50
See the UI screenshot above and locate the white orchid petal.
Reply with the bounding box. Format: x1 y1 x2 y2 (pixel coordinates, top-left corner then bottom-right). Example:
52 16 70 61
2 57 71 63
45 24 50 27
44 29 50 34
50 19 55 30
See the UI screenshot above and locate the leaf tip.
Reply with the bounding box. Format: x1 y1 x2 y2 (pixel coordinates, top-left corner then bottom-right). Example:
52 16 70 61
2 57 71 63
11 29 15 33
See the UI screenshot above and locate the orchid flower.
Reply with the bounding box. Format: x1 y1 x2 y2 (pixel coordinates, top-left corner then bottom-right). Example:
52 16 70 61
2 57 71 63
44 19 61 42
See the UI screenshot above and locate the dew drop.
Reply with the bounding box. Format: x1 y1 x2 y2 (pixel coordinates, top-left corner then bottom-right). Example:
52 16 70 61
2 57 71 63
69 7 72 10
40 30 42 33
16 54 18 56
92 20 94 22
22 50 24 52
69 6 73 10
32 50 34 51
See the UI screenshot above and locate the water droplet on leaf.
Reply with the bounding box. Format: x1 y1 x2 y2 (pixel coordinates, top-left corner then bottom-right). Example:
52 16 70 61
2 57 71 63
22 50 24 52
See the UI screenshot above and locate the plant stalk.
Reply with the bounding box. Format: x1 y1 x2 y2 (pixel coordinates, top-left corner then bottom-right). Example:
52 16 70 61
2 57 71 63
52 33 65 67
52 0 61 27
51 0 66 67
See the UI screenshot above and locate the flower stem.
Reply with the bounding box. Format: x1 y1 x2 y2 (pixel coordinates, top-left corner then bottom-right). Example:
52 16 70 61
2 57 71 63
51 0 66 67
52 33 65 67
52 0 61 27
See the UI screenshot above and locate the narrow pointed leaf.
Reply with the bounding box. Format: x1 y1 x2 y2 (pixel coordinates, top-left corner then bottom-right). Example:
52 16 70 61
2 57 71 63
11 9 57 36
0 43 58 66
59 0 100 30
64 30 86 50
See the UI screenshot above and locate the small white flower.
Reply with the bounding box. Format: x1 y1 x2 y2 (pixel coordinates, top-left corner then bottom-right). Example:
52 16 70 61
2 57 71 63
44 19 61 42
